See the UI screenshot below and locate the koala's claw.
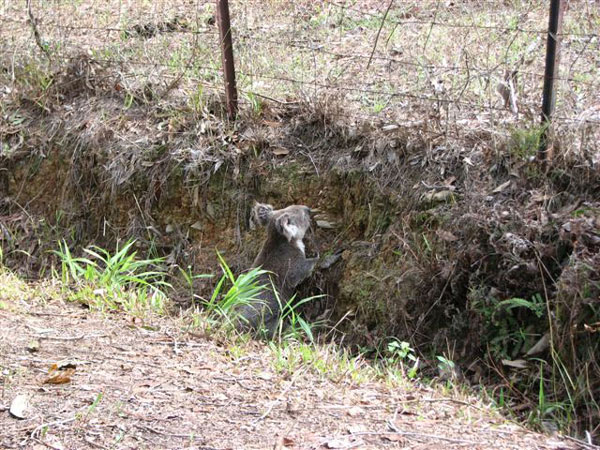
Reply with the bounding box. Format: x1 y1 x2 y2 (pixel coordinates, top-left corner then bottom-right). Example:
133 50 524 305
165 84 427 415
318 250 343 270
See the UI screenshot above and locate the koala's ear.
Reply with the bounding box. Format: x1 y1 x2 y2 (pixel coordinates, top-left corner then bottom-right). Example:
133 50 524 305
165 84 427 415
275 213 293 242
250 202 274 229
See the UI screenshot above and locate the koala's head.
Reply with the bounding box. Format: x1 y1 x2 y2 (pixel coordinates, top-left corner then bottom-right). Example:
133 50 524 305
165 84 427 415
273 205 312 243
251 202 313 243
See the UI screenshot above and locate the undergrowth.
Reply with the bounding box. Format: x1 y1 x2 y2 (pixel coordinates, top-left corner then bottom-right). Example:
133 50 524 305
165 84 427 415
53 239 170 315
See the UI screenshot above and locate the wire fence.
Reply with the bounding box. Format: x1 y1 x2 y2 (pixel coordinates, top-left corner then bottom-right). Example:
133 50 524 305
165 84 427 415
1 0 599 142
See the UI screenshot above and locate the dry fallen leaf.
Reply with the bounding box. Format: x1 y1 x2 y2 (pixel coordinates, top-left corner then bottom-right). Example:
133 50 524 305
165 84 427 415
256 371 273 381
501 359 528 369
347 406 365 417
423 190 455 203
437 230 458 242
213 393 228 402
263 120 282 128
316 219 336 229
325 438 351 449
43 434 65 450
492 180 511 193
347 425 367 434
44 368 76 385
271 147 290 156
383 434 404 442
9 394 29 419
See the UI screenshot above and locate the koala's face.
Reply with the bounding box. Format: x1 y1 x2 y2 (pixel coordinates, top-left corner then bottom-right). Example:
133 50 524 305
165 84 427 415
250 202 313 242
273 205 312 242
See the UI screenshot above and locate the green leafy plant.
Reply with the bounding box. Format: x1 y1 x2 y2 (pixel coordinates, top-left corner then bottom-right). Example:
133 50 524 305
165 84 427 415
178 264 214 298
272 292 324 344
245 92 263 115
508 125 546 160
387 339 419 379
363 338 420 379
199 251 269 330
53 240 170 313
471 290 547 360
497 294 546 318
198 252 321 342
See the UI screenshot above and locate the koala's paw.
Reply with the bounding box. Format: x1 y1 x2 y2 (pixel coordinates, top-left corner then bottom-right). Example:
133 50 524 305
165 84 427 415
318 249 343 270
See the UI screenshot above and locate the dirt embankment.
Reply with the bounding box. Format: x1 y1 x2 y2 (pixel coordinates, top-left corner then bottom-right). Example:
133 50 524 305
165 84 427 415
1 57 599 438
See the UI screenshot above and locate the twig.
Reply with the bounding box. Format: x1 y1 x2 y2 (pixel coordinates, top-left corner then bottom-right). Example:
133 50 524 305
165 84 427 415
410 264 456 341
384 421 482 446
137 424 225 449
28 312 85 318
366 0 394 69
422 0 441 54
25 0 51 62
40 334 84 341
244 91 299 106
394 397 484 411
213 376 261 391
252 368 305 424
148 340 211 348
31 417 77 439
297 148 320 177
83 437 108 449
563 434 600 450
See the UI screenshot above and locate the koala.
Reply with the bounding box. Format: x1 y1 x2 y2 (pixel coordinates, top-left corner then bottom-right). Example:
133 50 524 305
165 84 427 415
237 202 318 336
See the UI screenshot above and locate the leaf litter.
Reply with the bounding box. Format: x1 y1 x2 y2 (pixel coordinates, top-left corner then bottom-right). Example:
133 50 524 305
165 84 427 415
0 295 575 450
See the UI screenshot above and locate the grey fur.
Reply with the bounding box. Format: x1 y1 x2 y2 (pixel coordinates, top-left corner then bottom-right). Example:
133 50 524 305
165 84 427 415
248 202 274 229
238 203 317 336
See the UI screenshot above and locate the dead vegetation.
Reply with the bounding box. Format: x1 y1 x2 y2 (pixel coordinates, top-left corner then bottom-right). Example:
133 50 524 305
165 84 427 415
0 279 579 449
1 0 600 443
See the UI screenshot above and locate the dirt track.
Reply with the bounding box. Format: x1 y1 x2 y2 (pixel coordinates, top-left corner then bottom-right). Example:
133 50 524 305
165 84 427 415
0 295 579 450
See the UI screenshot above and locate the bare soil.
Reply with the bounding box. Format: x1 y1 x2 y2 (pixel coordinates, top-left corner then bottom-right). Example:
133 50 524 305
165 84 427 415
0 294 577 450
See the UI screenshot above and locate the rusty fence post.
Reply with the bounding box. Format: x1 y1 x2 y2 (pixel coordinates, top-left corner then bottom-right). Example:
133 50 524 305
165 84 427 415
216 0 238 120
538 0 566 162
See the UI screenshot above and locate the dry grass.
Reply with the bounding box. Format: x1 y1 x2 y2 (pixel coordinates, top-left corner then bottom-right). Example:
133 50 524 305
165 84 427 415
0 273 578 450
2 1 599 162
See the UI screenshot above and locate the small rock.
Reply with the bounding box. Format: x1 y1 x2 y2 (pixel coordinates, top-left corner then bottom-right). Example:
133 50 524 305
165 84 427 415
9 394 29 419
27 340 40 353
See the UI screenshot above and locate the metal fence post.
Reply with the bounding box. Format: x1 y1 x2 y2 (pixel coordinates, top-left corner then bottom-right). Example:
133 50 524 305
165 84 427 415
216 0 238 120
538 0 566 162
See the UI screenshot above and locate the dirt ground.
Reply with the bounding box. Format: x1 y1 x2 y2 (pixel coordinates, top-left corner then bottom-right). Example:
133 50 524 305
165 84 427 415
0 294 581 450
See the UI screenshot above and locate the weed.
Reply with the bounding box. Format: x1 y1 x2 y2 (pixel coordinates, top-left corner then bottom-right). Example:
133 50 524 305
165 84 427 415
359 337 420 380
272 292 324 344
178 264 214 299
53 240 170 314
245 92 263 116
508 126 546 160
498 294 545 319
471 290 547 360
195 252 321 342
199 251 269 331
